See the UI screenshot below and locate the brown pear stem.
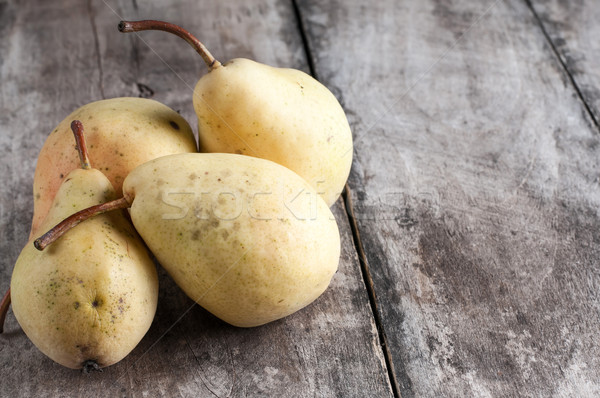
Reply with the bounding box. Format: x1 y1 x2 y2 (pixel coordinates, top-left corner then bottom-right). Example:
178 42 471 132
3 121 94 332
34 197 130 251
71 120 91 170
118 20 222 70
0 288 10 333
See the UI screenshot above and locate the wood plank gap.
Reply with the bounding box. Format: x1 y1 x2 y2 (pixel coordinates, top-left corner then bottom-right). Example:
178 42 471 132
86 0 106 99
292 3 402 394
290 0 317 79
290 2 403 394
343 185 403 398
523 0 600 132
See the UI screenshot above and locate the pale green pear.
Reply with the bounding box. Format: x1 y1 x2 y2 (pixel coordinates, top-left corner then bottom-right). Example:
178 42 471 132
193 58 352 207
11 122 158 370
121 153 340 327
119 21 353 207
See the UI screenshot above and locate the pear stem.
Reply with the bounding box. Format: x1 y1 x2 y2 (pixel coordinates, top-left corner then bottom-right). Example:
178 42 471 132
0 288 10 333
118 20 222 70
2 122 95 332
71 120 91 170
34 197 131 251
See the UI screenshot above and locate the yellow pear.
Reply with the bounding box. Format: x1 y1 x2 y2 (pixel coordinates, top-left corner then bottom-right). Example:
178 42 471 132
37 153 340 328
119 21 352 207
31 97 197 237
11 121 158 371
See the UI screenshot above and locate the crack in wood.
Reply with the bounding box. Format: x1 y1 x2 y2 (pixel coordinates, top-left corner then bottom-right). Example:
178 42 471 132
523 0 600 133
183 338 223 398
86 0 105 99
291 1 403 394
291 0 318 79
291 1 403 395
343 185 404 398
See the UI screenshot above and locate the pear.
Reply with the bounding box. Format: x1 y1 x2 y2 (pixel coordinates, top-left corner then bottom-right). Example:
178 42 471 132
31 97 197 237
119 20 353 207
36 153 340 327
10 121 158 370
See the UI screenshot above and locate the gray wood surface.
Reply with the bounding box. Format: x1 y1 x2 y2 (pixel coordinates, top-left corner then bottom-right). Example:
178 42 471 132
2 0 600 397
0 0 392 397
296 0 600 396
529 0 600 127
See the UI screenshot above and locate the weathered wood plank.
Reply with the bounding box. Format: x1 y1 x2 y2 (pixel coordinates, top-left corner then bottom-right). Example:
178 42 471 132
528 0 600 129
297 0 600 396
0 0 392 396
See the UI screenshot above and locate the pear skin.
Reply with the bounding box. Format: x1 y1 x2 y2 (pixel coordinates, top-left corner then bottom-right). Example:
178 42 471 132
11 124 158 370
123 153 340 327
31 97 197 237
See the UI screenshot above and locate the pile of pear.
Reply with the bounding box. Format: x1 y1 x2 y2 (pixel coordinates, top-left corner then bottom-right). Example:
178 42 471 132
3 19 353 372
6 98 198 371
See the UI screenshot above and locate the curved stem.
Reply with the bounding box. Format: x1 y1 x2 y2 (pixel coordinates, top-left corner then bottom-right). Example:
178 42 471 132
34 197 131 251
71 120 91 170
0 288 10 333
118 20 222 70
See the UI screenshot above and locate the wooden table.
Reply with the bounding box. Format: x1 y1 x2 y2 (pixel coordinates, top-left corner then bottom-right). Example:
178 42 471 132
1 1 599 396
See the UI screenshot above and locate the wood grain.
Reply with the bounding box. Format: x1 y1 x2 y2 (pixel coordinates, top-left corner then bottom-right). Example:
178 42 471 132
296 0 600 396
0 0 392 396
